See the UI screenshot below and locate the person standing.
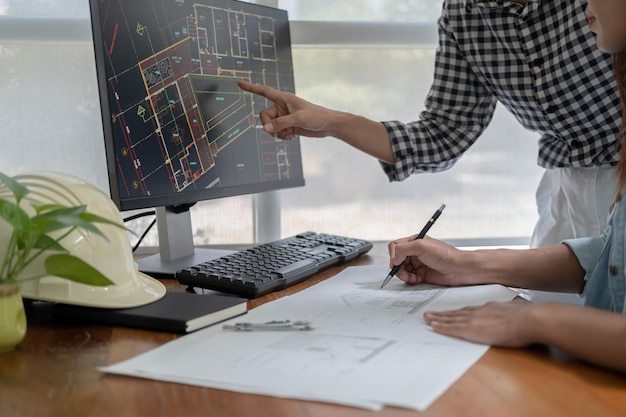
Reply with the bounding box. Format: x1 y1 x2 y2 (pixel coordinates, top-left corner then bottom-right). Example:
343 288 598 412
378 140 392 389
239 0 621 248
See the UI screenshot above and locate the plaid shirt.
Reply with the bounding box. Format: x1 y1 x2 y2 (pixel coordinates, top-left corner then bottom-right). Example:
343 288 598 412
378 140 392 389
381 0 622 181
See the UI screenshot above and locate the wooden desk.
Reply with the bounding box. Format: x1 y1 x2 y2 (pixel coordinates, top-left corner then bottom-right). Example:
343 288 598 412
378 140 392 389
1 243 625 417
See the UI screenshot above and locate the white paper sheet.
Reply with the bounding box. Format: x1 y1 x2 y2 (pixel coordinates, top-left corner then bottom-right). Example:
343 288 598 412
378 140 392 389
101 265 519 411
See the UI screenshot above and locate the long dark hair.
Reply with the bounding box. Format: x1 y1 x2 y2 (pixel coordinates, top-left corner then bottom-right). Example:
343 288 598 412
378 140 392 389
614 51 626 201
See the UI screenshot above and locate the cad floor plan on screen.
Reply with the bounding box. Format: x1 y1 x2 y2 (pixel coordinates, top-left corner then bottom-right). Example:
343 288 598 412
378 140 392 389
98 0 302 199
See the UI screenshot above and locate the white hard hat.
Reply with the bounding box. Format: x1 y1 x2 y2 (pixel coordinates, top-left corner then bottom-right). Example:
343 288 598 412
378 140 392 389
0 171 165 308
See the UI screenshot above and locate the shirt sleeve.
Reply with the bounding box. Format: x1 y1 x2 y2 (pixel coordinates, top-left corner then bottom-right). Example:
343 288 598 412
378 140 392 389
562 235 607 278
380 4 498 182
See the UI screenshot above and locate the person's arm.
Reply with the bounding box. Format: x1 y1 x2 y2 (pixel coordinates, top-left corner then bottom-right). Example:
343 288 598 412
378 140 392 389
380 4 499 181
239 6 500 175
237 80 394 163
388 237 586 293
399 237 626 372
531 303 626 372
466 244 586 293
424 301 626 373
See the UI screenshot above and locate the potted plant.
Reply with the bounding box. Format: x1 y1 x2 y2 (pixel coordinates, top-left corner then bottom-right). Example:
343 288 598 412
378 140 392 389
0 171 121 353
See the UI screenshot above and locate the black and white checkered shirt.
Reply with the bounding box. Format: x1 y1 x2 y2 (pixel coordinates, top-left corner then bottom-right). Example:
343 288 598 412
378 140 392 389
381 0 621 181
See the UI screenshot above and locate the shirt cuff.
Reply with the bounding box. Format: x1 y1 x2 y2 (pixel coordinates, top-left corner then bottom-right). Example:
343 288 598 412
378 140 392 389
379 121 411 182
562 236 605 277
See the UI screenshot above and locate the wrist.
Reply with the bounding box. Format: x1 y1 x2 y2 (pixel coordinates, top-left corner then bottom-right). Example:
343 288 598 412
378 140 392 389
459 249 503 285
330 113 394 163
520 302 556 345
328 111 362 138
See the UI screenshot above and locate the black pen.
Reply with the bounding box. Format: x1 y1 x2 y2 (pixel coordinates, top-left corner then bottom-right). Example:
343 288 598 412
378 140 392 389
380 204 446 289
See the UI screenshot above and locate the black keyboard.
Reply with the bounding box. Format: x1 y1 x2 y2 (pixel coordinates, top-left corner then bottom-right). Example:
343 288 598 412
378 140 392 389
175 232 373 298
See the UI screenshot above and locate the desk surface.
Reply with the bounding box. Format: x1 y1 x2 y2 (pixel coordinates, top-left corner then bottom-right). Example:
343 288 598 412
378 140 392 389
1 243 626 417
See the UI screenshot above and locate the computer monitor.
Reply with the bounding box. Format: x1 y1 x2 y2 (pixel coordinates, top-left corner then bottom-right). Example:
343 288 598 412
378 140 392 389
89 0 305 277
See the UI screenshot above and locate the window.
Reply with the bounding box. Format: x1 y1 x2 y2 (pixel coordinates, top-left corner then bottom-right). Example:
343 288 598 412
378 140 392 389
279 0 441 22
0 0 542 247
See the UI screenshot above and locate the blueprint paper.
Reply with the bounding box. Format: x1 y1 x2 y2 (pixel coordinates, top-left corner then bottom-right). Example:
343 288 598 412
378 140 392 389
101 265 519 411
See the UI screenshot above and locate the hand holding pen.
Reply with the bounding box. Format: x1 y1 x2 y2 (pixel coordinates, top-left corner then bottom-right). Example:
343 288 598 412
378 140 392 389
380 204 446 289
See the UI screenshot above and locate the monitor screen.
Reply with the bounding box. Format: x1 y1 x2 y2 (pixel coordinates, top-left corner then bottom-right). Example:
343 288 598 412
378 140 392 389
89 0 305 276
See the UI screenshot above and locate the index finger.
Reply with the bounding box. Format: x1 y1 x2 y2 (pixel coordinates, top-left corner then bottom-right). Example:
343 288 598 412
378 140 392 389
388 235 415 262
238 80 282 102
387 239 411 270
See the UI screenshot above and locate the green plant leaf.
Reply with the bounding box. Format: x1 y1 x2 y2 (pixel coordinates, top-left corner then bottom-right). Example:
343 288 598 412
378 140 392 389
33 235 67 253
0 172 29 203
79 212 127 230
32 211 106 238
0 199 30 232
32 204 127 236
31 205 86 223
33 203 82 215
44 254 114 286
1 171 120 288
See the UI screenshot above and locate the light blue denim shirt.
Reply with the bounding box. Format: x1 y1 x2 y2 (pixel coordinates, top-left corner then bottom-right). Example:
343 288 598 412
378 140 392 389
564 201 626 313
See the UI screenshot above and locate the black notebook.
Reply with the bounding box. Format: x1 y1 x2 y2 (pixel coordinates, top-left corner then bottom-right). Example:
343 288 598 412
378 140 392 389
52 291 247 333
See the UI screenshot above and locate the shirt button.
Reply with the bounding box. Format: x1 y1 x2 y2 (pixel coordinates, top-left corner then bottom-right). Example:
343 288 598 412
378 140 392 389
609 265 618 276
530 57 544 67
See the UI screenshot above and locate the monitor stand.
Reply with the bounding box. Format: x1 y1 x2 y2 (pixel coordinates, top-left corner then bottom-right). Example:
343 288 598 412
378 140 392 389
136 206 233 279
